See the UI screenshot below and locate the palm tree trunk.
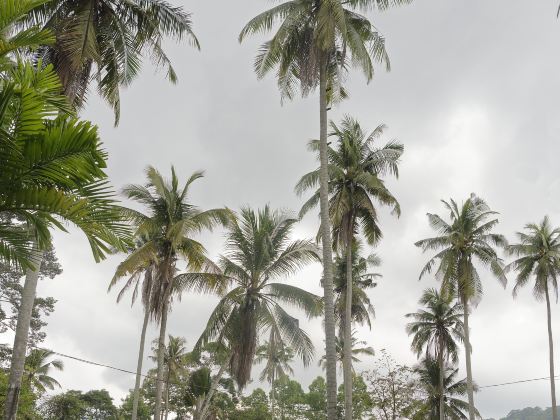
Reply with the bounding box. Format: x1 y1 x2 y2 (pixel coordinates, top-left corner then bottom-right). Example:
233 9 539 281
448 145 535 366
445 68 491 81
271 370 275 420
343 228 353 420
318 50 338 420
438 334 445 420
154 298 169 420
462 298 476 420
545 286 558 420
132 307 150 420
199 361 227 420
4 248 43 420
164 370 170 420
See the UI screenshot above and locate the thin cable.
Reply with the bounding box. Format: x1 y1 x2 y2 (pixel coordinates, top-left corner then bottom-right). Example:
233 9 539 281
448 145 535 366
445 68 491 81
2 343 558 391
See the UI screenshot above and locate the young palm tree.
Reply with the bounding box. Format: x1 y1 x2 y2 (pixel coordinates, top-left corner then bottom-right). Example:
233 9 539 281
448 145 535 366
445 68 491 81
255 331 295 419
406 288 464 420
239 2 413 416
150 335 190 420
297 116 402 415
195 206 321 393
1 63 128 420
507 216 560 420
26 0 200 124
415 195 507 420
108 249 156 420
319 331 375 372
23 349 64 393
414 357 480 420
0 0 53 69
121 167 230 420
332 246 381 336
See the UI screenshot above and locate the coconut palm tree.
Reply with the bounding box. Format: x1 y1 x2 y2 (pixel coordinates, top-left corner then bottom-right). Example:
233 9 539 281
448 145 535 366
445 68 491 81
414 357 480 420
1 62 129 420
23 349 63 393
415 195 507 420
0 0 54 69
26 0 200 124
121 167 230 420
406 288 464 420
332 245 381 336
150 335 191 420
319 331 375 374
297 116 402 415
255 331 295 419
239 1 413 416
195 206 321 394
507 216 560 420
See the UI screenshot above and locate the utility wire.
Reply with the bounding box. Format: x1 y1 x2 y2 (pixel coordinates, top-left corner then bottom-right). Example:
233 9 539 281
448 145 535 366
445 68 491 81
2 343 557 391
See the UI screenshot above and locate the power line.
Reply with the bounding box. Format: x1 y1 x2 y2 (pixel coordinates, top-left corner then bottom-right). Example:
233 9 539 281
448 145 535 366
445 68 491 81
480 375 559 389
2 343 557 391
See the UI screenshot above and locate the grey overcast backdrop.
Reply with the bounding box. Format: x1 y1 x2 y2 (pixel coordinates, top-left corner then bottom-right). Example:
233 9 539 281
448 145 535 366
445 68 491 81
21 1 560 418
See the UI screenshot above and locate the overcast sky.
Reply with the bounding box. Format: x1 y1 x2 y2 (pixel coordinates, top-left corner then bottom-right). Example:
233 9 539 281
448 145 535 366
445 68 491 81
15 1 560 418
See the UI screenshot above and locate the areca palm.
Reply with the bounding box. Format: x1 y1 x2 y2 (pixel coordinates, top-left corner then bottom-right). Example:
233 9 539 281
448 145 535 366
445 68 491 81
1 62 128 420
406 288 464 420
26 0 200 124
415 194 507 420
414 357 480 420
0 0 54 69
297 116 402 416
120 167 230 420
506 216 560 420
255 331 295 419
194 206 321 393
239 2 413 416
23 349 63 393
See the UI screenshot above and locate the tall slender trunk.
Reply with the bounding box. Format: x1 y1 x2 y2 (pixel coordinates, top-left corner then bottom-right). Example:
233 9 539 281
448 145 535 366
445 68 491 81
4 247 43 420
318 51 338 420
154 298 169 420
343 226 353 420
545 286 558 420
199 361 227 420
438 334 445 420
271 370 276 420
462 297 476 420
164 369 170 420
132 307 150 420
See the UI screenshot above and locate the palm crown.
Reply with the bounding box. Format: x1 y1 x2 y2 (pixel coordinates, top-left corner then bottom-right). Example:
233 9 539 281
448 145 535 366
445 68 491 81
26 0 200 124
195 206 321 388
414 357 480 420
117 167 230 319
297 116 402 247
24 349 64 393
332 244 381 332
239 0 405 102
406 288 464 363
415 194 507 304
255 331 295 384
507 216 560 300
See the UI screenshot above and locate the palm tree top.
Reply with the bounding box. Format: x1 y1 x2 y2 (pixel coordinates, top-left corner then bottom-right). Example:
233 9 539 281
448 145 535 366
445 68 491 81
238 0 406 102
193 205 321 388
296 116 402 248
415 194 507 303
406 288 464 363
507 216 560 301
